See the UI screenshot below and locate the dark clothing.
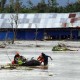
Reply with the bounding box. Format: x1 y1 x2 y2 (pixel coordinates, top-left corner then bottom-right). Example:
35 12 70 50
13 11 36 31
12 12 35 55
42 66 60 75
13 55 40 66
42 53 52 66
20 56 26 62
14 55 26 64
14 55 19 64
22 59 41 66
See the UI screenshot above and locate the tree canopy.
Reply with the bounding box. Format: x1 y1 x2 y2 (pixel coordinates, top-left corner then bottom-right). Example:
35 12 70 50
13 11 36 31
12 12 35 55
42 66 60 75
0 0 80 13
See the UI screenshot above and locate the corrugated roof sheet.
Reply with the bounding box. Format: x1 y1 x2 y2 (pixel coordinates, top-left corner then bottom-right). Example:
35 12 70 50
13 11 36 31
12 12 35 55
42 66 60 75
0 13 80 28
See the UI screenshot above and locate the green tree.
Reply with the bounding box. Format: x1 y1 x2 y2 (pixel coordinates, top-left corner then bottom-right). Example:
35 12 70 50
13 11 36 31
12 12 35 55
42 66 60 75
9 0 14 12
0 0 6 12
48 0 57 7
27 0 34 8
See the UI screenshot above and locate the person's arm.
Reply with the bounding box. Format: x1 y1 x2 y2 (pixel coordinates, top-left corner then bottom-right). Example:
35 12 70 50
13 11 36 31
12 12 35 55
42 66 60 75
48 56 53 60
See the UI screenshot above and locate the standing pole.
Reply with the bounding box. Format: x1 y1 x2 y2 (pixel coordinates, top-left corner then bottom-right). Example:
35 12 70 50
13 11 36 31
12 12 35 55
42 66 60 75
35 24 38 47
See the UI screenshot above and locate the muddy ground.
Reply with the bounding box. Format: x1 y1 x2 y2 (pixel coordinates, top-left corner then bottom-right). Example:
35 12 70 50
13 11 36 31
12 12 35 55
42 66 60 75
0 41 80 80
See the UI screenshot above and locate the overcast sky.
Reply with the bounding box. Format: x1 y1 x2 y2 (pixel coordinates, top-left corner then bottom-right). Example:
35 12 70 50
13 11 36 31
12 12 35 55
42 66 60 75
7 0 77 7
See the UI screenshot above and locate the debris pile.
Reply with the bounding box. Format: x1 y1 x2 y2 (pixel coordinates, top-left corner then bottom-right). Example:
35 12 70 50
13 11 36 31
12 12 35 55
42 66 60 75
52 43 75 51
0 42 6 48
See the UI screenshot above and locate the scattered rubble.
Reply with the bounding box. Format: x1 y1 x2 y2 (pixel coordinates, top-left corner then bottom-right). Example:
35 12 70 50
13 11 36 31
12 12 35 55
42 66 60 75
52 43 77 51
0 42 6 48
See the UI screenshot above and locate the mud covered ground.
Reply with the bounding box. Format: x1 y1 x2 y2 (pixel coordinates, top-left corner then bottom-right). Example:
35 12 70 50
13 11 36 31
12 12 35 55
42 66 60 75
0 41 80 80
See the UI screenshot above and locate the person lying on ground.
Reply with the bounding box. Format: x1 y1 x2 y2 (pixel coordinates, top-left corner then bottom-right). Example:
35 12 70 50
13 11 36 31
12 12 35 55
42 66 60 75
12 52 27 65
